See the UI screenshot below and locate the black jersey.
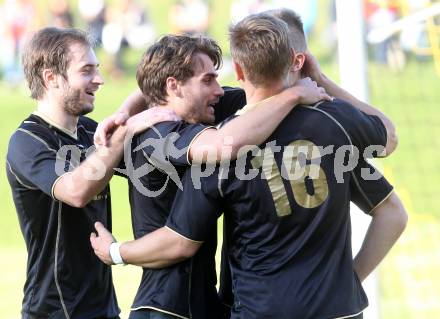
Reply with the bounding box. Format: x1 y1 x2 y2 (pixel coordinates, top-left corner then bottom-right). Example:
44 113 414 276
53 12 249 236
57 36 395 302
166 99 392 319
6 114 119 319
216 158 394 314
214 87 246 122
125 87 246 319
127 121 215 318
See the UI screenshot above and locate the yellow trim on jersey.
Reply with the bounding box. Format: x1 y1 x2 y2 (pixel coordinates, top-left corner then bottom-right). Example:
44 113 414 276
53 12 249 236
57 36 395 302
234 94 277 116
333 310 364 319
6 160 39 190
165 226 204 244
130 306 189 319
33 111 78 139
369 189 394 216
185 126 216 165
51 173 71 200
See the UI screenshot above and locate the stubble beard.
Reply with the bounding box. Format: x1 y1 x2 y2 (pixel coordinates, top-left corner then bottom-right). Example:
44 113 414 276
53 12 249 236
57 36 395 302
63 88 93 116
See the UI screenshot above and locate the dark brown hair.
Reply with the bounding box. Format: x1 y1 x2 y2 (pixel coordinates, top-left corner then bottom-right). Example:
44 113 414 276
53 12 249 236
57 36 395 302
136 34 222 106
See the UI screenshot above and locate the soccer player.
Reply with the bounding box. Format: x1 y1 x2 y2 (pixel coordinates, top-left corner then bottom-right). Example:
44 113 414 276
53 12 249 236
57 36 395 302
103 34 329 319
92 13 407 319
167 13 405 318
5 27 177 319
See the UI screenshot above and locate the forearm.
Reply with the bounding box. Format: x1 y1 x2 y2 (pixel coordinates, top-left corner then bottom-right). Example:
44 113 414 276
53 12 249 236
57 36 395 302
318 74 397 155
190 88 300 163
117 89 148 116
54 126 127 207
223 89 298 147
120 227 200 268
353 192 408 281
318 73 384 118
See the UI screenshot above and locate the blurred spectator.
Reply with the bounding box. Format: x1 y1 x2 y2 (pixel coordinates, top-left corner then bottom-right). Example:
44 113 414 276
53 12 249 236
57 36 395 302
400 0 431 55
0 0 36 85
119 0 155 49
48 0 74 28
102 0 155 78
78 0 106 44
364 0 400 64
169 0 210 35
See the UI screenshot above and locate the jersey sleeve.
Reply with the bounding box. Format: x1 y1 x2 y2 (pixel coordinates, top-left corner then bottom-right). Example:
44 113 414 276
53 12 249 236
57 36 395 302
166 169 222 241
136 121 212 166
214 87 246 124
7 128 61 197
350 159 394 215
318 99 387 157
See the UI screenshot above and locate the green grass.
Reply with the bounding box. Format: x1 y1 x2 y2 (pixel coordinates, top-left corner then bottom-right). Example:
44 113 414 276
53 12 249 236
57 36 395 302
1 57 440 318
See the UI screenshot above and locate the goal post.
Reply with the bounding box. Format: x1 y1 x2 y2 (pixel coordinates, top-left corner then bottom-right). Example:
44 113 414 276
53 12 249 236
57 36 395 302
335 1 380 318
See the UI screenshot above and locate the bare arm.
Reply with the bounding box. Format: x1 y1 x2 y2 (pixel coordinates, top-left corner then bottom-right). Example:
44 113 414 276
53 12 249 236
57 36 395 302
120 227 200 268
189 78 331 163
94 89 148 146
353 192 408 282
90 222 200 268
54 126 127 208
302 52 398 156
56 104 180 207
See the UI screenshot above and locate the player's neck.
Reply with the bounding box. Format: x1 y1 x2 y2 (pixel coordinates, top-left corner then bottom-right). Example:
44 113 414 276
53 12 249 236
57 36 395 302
36 99 79 133
244 80 287 105
163 99 188 122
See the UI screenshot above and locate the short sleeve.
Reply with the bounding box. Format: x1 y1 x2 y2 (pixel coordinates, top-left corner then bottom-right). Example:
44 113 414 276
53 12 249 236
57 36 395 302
350 159 394 215
166 169 222 241
135 121 212 166
7 128 61 197
214 87 246 124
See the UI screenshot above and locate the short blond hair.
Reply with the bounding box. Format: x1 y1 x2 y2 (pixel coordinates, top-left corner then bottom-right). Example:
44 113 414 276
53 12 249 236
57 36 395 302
266 8 307 52
229 13 292 86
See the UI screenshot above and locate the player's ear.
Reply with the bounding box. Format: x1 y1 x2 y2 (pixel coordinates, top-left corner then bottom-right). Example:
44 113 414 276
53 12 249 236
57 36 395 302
232 60 245 82
166 77 181 98
42 68 59 89
291 50 305 73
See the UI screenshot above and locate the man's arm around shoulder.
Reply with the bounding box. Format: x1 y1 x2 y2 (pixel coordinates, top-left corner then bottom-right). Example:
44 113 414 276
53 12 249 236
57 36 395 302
53 126 128 207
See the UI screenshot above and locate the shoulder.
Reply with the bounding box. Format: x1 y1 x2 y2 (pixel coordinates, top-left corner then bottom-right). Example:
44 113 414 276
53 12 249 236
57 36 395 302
305 99 386 148
7 117 58 164
9 115 58 150
304 99 355 117
310 99 371 124
222 86 246 107
301 99 377 132
137 121 208 139
222 86 245 97
215 87 246 123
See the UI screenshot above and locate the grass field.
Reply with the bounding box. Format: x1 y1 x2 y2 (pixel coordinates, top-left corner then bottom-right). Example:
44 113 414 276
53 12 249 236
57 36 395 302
1 54 440 318
1 0 440 318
